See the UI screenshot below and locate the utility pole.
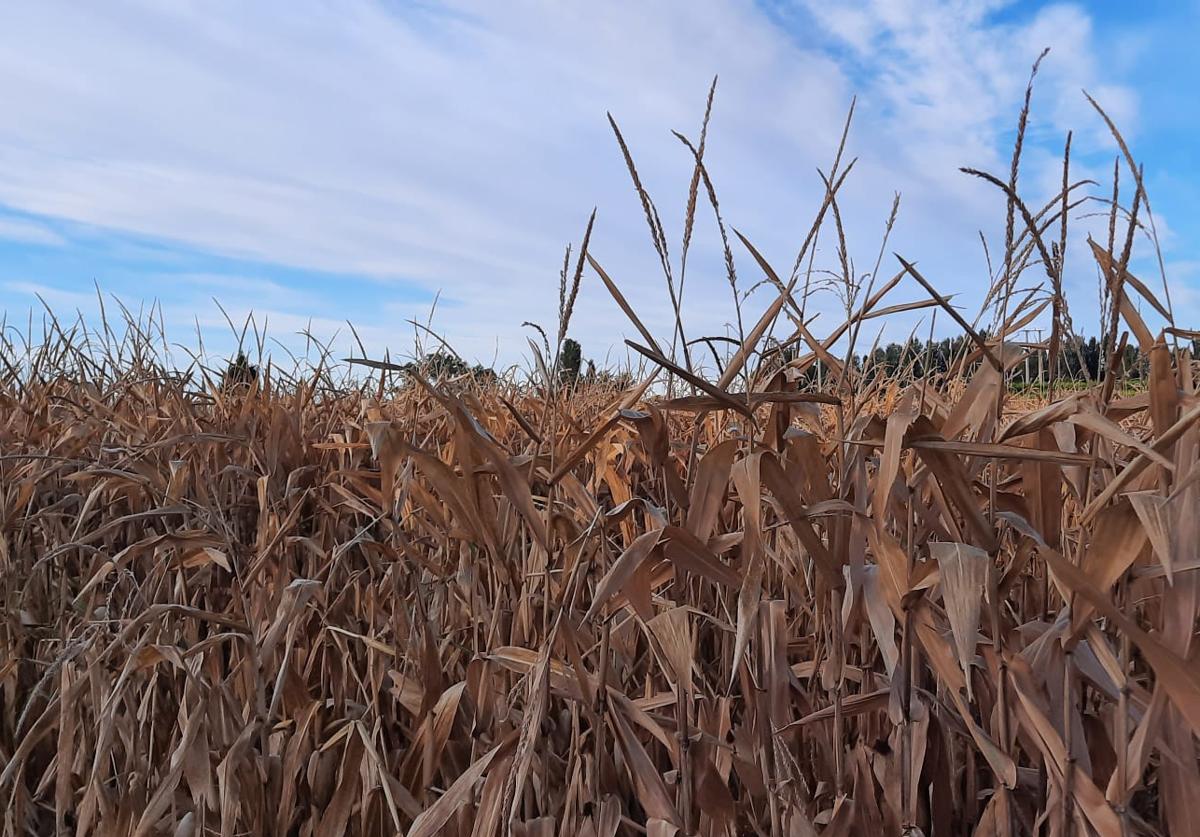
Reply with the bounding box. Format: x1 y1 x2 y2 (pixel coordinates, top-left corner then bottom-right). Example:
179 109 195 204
1034 327 1044 388
1017 328 1046 391
1023 334 1031 387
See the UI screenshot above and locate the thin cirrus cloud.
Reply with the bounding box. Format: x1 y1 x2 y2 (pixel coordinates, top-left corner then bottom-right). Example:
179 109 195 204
0 216 65 248
0 0 1190 367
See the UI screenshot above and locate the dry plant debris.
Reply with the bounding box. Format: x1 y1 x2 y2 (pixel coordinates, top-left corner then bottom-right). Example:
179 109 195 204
2 67 1197 836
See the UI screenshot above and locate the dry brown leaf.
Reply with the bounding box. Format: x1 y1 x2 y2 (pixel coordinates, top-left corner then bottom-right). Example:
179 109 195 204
931 542 990 698
409 736 516 837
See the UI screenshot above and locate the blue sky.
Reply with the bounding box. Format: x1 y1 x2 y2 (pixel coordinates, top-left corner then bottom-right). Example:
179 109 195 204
0 0 1196 369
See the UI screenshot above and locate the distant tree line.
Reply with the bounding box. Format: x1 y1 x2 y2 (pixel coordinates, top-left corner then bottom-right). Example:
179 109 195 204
392 337 594 387
400 350 497 381
790 332 1164 389
322 330 1171 394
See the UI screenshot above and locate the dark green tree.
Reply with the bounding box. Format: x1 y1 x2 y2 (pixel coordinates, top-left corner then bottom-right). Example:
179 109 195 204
558 338 582 384
221 351 258 391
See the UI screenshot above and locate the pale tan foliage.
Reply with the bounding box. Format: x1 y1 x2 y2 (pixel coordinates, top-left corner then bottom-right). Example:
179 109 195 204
1 76 1196 837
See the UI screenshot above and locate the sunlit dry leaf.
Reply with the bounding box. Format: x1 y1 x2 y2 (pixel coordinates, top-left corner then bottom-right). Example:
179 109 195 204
930 542 990 698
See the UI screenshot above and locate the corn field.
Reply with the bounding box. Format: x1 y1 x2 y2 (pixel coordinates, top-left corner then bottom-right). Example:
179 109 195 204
2 68 1199 836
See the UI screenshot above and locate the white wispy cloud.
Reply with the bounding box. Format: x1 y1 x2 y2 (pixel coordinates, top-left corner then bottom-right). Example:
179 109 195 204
3 279 94 309
0 0 1170 365
0 215 65 247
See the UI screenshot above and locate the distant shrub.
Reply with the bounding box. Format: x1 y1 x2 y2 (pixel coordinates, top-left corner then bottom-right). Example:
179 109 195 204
403 350 495 382
221 351 258 390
